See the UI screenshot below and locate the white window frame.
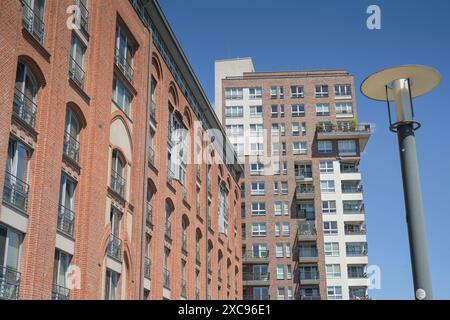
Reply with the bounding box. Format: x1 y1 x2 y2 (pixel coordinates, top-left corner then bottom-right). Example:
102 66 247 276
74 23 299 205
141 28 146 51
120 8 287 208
291 104 305 117
225 88 243 100
318 141 333 154
249 87 262 99
316 103 330 116
319 160 334 173
251 182 265 196
324 242 340 257
251 202 266 216
320 180 336 193
324 221 338 235
251 223 267 237
322 200 337 215
291 86 304 98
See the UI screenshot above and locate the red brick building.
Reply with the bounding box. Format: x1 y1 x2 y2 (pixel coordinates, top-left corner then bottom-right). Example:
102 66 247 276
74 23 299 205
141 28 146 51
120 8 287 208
0 0 243 300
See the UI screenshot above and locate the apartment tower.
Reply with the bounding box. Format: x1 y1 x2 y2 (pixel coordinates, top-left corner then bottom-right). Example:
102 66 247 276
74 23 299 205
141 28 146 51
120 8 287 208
215 58 371 300
0 0 243 300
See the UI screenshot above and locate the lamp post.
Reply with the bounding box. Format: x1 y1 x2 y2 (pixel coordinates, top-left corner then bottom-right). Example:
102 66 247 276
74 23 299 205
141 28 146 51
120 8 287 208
361 65 441 300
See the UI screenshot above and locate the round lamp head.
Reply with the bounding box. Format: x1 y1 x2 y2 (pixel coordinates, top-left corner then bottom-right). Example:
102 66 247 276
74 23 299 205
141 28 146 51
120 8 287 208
361 65 441 102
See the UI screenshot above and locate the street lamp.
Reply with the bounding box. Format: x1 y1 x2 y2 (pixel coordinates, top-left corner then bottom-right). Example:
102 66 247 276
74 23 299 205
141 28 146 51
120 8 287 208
361 65 441 300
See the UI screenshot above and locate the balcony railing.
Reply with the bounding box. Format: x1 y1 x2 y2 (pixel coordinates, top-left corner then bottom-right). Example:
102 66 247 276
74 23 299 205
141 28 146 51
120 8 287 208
342 185 363 194
167 168 174 184
107 234 122 261
13 88 37 129
243 250 269 260
243 272 270 282
297 222 317 237
163 268 170 289
3 172 29 212
144 257 151 279
114 48 134 84
317 123 371 134
110 170 125 198
75 0 89 35
299 270 319 281
346 245 368 257
295 169 313 180
57 205 76 237
69 57 85 89
341 164 359 173
146 202 153 226
21 0 45 45
345 226 366 235
348 270 367 279
344 203 365 214
63 131 80 164
148 147 155 166
181 279 187 298
165 220 171 239
51 283 70 300
0 266 21 300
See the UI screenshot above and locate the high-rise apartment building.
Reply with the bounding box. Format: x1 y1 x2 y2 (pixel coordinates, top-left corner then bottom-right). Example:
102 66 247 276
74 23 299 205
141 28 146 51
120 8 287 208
215 58 371 300
0 0 243 300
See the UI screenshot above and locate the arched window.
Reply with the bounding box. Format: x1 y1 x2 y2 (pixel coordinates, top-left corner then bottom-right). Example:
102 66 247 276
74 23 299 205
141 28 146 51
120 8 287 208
181 216 189 252
14 61 38 128
111 150 125 197
165 200 173 238
63 108 80 163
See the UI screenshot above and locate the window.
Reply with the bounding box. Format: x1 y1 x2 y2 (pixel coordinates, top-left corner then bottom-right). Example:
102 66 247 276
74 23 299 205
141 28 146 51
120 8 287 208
346 242 368 256
338 140 357 156
335 84 352 97
291 86 304 98
301 122 307 135
295 164 312 178
324 242 340 257
316 103 330 116
249 87 262 99
58 174 76 236
233 144 244 156
322 201 337 215
282 223 290 237
272 162 281 175
287 287 293 300
250 124 264 137
165 202 172 238
253 287 269 300
273 181 279 194
274 202 282 216
277 287 285 300
284 202 289 216
343 200 363 214
53 250 72 294
14 61 38 128
115 24 135 82
63 108 81 163
279 105 285 117
279 87 284 98
327 286 343 300
252 244 268 258
250 163 264 175
293 142 307 155
271 105 278 117
5 139 31 211
276 244 283 258
292 123 300 136
22 0 46 44
270 86 277 99
249 105 263 117
251 202 266 216
282 161 288 175
320 180 335 193
110 206 122 238
285 244 291 258
252 223 267 237
226 124 244 136
336 103 353 115
319 160 334 173
286 265 292 280
272 124 280 136
281 182 288 195
326 264 341 279
275 223 280 237
225 106 243 118
315 85 329 97
250 143 264 156
0 224 23 300
225 88 243 100
276 265 285 280
69 34 86 88
318 141 333 154
105 269 120 300
112 77 132 116
296 202 315 219
251 182 265 196
291 104 305 117
280 124 286 136
324 221 338 235
272 143 279 156
111 150 125 197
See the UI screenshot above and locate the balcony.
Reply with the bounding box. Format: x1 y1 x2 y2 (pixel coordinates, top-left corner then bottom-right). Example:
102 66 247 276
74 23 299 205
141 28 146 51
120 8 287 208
345 224 366 236
2 172 29 213
298 248 318 263
69 57 85 89
12 88 37 129
165 220 171 239
114 48 134 84
148 147 155 167
296 185 315 199
144 257 151 279
316 123 371 151
242 250 269 264
110 170 125 198
107 234 122 261
243 272 270 286
343 202 365 215
295 169 313 181
63 131 80 164
348 270 367 279
0 266 21 300
57 205 76 237
21 0 45 45
181 279 187 298
146 202 153 227
296 222 317 241
163 268 170 289
299 270 320 284
75 0 89 35
342 184 363 194
296 208 315 220
51 284 70 300
346 243 368 257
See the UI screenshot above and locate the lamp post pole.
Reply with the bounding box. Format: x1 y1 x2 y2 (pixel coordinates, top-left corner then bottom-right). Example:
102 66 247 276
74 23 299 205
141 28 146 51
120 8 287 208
361 66 441 300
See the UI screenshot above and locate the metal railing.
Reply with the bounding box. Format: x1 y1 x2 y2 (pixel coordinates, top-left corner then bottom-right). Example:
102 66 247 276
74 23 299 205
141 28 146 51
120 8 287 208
295 169 313 179
3 171 29 212
110 170 125 198
342 184 363 194
13 88 37 129
114 48 134 84
163 268 170 289
69 57 85 89
296 185 315 195
348 270 367 279
107 234 122 261
51 283 70 300
344 226 366 235
167 168 174 184
57 205 76 237
243 272 270 282
21 0 45 45
0 266 21 300
297 222 317 237
341 164 359 173
148 147 155 166
243 250 269 260
317 123 371 134
144 257 151 279
343 203 365 214
63 131 80 163
165 220 171 238
299 270 319 281
146 202 153 226
181 279 187 298
346 245 368 257
75 0 89 34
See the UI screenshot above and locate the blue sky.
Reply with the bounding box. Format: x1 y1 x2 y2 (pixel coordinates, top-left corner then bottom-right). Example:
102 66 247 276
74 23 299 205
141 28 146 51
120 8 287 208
158 0 450 299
